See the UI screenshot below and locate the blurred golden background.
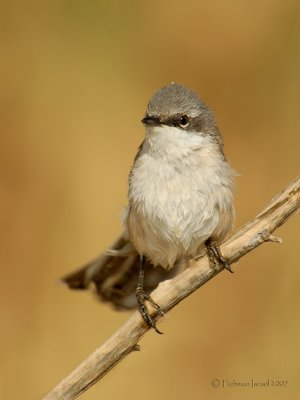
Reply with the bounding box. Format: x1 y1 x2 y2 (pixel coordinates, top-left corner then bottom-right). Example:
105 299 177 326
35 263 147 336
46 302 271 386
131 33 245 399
1 1 299 399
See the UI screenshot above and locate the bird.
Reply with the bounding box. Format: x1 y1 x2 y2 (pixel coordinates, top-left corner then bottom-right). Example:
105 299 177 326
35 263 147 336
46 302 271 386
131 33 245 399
63 83 236 334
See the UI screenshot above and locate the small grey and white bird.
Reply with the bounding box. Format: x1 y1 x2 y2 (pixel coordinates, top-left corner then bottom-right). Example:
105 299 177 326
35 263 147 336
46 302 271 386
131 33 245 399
63 83 236 333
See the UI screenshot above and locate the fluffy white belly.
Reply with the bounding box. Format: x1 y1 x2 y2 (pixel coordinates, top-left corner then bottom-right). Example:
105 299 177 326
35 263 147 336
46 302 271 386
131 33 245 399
126 127 234 268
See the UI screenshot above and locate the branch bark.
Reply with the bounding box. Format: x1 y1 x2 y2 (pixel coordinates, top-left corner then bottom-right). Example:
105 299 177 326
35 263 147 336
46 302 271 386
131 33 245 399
43 176 300 400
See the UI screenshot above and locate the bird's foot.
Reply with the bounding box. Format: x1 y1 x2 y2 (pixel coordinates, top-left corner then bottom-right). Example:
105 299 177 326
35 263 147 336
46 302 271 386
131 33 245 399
205 238 233 273
136 289 164 334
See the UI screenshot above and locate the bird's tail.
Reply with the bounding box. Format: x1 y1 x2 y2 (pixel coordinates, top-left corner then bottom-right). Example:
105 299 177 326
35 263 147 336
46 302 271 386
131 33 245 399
62 232 178 309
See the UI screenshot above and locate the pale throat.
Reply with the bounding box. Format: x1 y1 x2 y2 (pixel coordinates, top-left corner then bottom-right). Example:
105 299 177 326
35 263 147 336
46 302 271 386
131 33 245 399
142 124 222 169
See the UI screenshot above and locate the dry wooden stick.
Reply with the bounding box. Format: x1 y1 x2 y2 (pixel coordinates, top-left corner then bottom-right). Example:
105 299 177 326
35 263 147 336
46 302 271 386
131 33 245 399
43 176 300 400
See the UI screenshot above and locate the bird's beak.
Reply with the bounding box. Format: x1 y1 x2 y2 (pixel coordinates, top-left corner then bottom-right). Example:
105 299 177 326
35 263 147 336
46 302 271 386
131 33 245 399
141 116 160 126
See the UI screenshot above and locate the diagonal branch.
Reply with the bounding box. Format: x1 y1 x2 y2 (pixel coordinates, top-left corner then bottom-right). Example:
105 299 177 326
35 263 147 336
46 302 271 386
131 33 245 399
43 176 300 400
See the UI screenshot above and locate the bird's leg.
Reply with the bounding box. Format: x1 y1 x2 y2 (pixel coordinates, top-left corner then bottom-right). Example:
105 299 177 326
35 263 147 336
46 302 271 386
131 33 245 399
136 255 164 334
205 238 233 273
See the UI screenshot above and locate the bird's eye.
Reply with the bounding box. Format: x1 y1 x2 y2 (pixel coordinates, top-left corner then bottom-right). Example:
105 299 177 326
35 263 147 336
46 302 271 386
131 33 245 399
179 115 189 128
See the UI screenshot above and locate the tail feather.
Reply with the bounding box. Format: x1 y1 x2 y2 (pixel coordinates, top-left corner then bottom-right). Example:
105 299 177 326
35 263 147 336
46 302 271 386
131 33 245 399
62 232 178 309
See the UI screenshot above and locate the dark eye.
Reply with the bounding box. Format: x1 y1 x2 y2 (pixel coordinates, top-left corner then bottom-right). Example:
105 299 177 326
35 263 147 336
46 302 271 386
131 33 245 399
179 115 189 128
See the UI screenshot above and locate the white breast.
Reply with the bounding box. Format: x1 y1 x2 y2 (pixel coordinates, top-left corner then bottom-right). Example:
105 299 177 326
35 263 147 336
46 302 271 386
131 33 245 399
127 126 235 268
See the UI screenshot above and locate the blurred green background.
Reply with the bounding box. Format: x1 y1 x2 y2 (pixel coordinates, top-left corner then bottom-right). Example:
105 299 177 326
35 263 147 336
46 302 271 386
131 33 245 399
1 1 299 399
